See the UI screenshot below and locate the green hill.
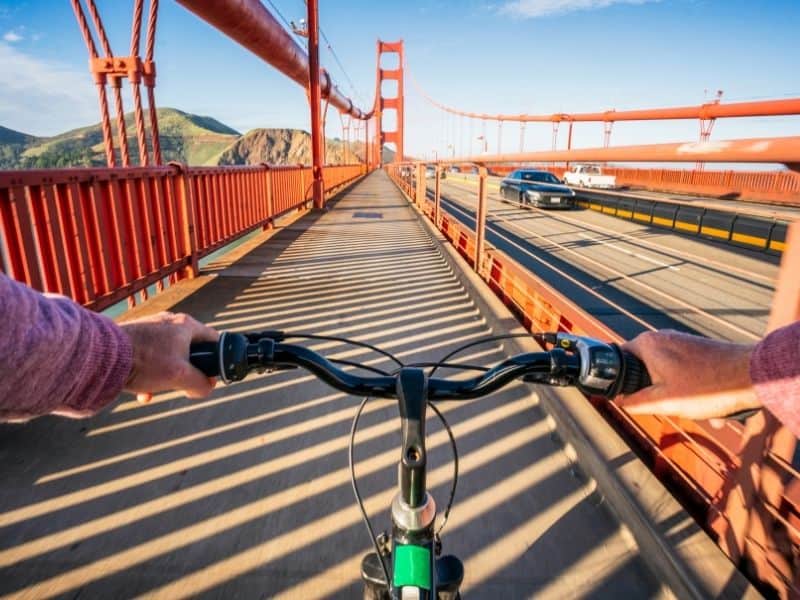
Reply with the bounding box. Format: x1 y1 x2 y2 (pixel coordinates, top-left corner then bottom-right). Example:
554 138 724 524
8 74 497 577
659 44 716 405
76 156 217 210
0 126 41 168
10 108 240 168
0 108 390 169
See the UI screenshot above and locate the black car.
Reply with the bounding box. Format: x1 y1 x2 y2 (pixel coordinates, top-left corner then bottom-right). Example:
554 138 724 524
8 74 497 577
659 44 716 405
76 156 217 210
499 169 576 208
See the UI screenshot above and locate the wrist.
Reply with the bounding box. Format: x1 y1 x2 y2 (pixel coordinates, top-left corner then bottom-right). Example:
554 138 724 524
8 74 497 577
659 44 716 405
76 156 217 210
120 323 147 391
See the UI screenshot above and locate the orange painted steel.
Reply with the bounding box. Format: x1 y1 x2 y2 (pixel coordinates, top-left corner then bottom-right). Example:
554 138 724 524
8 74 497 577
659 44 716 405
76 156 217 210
410 72 800 123
71 0 161 167
386 162 800 598
441 136 800 168
0 164 366 311
604 166 800 205
485 164 800 206
175 0 368 120
307 0 325 209
375 40 405 162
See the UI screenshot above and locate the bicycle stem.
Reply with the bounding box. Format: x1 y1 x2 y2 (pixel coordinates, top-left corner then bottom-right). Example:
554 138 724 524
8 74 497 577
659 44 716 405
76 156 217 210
397 368 428 508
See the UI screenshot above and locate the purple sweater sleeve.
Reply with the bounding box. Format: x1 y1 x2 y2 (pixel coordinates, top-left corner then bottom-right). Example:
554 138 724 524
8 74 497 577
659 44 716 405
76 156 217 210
750 321 800 437
0 273 132 421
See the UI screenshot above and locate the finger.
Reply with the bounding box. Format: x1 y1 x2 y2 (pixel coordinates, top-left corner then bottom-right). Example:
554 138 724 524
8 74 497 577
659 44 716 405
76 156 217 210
137 392 153 404
176 361 216 399
182 315 220 343
615 384 659 409
708 418 726 429
618 390 741 421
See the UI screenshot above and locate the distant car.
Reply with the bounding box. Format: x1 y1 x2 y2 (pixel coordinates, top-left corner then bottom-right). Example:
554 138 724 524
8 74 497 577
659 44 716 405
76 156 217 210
424 165 446 179
499 169 576 208
563 164 616 189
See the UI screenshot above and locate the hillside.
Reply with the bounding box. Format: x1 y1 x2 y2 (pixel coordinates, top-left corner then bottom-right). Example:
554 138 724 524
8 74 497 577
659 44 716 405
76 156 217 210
0 109 389 169
0 126 41 168
6 108 240 168
215 128 368 166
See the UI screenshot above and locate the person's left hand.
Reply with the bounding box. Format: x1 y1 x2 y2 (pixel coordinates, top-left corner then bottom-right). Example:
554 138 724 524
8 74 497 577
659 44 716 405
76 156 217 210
120 312 219 403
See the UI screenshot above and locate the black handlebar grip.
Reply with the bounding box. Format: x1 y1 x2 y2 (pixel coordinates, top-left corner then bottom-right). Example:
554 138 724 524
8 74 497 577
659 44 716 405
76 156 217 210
189 341 221 377
617 349 652 397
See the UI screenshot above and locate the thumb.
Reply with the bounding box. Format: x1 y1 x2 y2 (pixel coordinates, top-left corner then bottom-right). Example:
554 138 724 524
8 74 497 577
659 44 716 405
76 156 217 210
615 384 662 412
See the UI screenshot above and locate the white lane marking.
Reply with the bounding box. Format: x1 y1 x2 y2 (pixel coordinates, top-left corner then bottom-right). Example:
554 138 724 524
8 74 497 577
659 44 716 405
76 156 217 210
440 191 760 341
444 178 775 285
577 232 680 271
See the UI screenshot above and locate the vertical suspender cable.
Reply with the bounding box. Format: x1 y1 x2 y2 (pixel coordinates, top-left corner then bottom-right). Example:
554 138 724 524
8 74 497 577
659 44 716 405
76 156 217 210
71 0 116 166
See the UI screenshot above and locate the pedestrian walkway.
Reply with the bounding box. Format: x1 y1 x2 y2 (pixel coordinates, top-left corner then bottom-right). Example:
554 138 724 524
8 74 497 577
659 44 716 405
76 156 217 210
0 171 664 599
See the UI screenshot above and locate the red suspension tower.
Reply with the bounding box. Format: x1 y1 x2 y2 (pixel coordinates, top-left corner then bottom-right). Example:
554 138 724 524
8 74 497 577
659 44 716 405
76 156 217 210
375 40 405 164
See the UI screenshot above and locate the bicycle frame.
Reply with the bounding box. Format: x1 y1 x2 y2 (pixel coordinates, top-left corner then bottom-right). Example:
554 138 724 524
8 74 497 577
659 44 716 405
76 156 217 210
359 367 463 600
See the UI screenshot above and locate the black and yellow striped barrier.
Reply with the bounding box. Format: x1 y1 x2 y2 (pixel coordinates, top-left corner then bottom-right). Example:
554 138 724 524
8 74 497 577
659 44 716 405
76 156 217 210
575 192 788 254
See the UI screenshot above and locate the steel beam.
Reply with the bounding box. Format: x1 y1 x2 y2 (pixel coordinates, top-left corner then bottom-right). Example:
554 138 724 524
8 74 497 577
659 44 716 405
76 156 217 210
418 95 800 124
307 0 324 209
475 166 488 273
175 0 367 119
438 136 800 167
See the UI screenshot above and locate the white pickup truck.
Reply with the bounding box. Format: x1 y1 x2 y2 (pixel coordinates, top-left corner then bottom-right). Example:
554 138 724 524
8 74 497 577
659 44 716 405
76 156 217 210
563 165 616 189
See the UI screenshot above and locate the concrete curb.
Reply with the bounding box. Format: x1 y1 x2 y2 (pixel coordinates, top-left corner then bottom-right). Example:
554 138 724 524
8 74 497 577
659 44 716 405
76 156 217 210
396 178 760 600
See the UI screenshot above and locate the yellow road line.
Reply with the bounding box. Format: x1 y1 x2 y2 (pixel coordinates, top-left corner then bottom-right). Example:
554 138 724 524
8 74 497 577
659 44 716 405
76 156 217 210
674 221 699 232
700 226 729 239
652 216 674 227
731 232 767 247
770 240 786 252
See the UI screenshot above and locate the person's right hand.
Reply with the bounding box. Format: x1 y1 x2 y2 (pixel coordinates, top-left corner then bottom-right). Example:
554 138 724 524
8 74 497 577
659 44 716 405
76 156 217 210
615 330 762 420
120 312 219 404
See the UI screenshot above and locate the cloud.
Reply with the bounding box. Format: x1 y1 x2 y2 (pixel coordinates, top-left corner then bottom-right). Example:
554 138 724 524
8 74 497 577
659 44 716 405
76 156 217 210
0 42 97 136
498 0 658 18
3 29 22 42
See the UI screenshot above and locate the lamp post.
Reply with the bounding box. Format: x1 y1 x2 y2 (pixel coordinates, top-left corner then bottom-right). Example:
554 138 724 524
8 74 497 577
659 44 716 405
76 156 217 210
477 135 488 154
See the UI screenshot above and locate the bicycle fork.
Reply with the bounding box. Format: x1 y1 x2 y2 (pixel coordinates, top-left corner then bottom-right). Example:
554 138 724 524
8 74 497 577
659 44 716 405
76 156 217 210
360 368 464 600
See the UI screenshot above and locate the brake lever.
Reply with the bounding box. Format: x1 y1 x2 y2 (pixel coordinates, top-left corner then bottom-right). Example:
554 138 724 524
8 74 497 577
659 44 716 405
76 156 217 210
722 408 760 423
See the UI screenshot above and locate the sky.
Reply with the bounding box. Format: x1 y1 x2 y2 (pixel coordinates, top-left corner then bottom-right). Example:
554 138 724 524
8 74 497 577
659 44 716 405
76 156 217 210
1 0 799 161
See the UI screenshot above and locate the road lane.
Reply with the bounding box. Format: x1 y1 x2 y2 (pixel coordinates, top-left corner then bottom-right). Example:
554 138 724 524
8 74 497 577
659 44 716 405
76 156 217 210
434 178 778 342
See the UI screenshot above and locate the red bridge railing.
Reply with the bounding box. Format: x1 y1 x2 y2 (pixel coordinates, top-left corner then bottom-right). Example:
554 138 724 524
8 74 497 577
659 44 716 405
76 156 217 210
0 163 366 311
386 161 800 597
485 165 800 205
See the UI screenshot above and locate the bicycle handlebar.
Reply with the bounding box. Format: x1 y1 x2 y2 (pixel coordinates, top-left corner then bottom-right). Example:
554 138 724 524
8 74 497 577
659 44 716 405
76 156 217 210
189 330 651 401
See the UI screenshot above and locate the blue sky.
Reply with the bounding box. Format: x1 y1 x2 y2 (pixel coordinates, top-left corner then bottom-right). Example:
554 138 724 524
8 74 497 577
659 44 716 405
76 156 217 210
1 0 798 159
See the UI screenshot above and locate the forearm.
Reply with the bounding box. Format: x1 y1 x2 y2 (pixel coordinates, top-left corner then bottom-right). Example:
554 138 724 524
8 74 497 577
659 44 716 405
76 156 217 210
0 275 132 421
750 321 800 437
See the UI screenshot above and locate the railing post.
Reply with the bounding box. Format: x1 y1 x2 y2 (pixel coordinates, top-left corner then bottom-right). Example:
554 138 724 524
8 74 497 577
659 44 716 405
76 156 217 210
260 162 274 230
475 165 488 274
169 161 199 279
415 162 425 206
307 0 325 210
298 164 307 211
434 163 441 227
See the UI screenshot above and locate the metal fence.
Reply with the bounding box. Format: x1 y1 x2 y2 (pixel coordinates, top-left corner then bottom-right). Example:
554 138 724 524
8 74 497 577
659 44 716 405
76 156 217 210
0 163 365 311
386 161 800 598
485 164 800 206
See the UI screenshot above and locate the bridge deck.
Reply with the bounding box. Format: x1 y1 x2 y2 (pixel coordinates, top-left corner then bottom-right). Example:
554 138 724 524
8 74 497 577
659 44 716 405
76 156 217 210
0 171 665 599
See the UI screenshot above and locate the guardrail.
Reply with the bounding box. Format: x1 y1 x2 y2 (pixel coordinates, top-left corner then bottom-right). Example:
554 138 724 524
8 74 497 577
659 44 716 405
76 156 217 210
478 165 800 206
573 189 790 253
386 162 800 598
0 163 366 311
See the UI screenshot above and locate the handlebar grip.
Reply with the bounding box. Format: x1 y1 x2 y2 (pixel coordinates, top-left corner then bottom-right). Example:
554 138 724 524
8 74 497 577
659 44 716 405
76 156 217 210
189 341 220 377
616 349 652 397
